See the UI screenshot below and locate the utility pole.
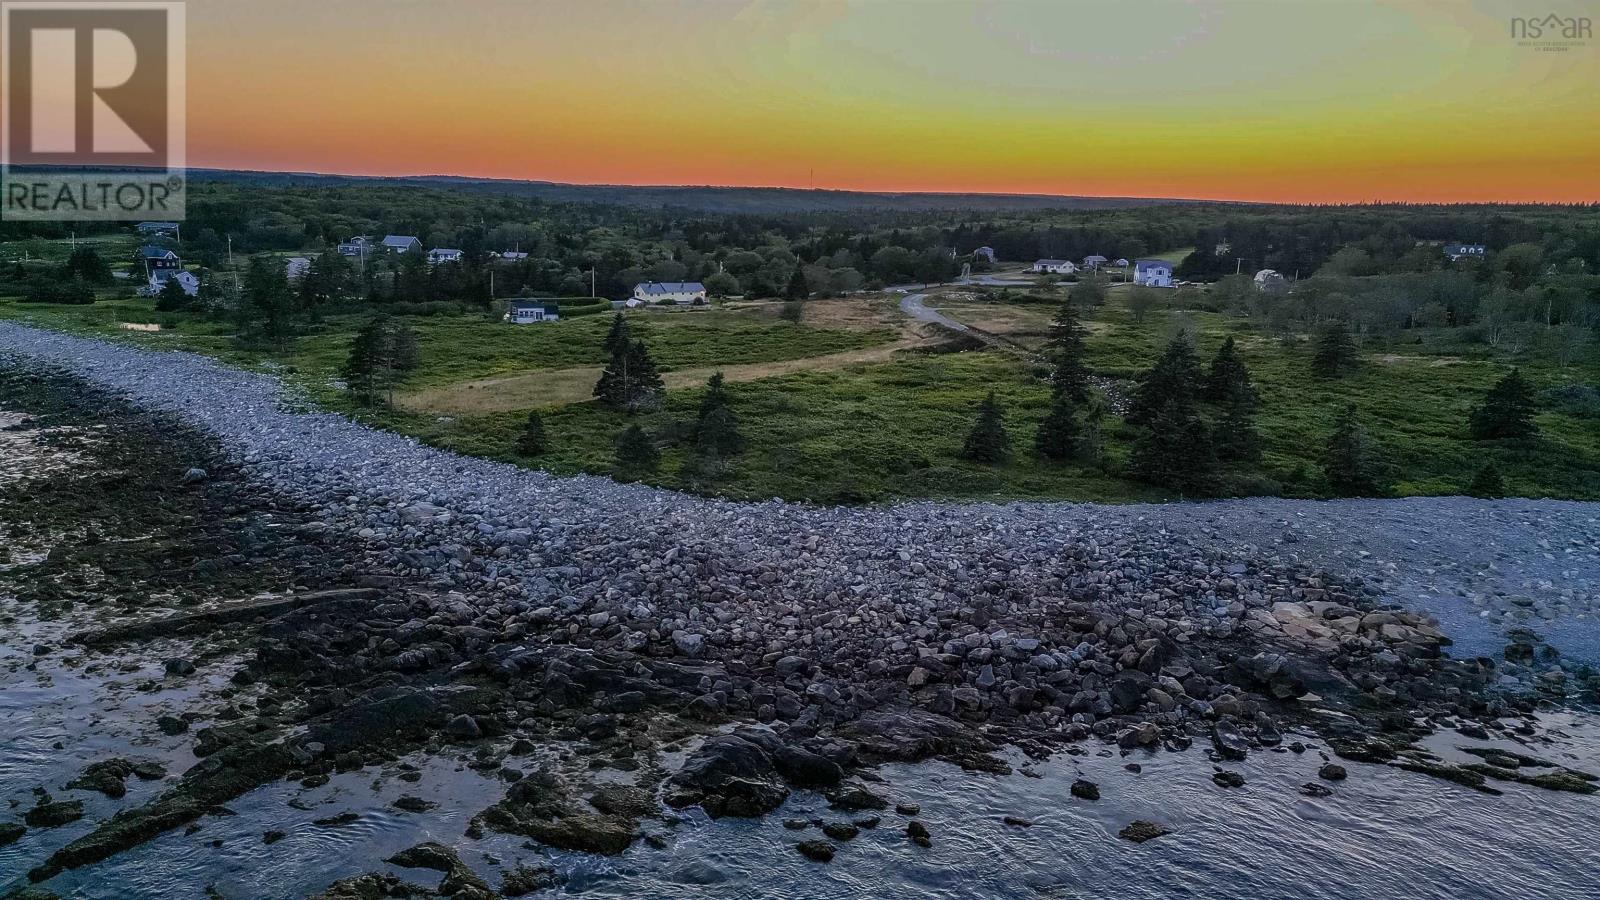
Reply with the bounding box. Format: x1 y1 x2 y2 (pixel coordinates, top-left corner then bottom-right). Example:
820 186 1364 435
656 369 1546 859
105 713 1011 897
227 235 234 268
590 266 596 298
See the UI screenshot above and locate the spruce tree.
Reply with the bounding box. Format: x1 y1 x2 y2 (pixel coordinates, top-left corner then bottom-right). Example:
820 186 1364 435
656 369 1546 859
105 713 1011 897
623 340 666 412
1469 369 1538 440
1043 300 1090 402
1204 336 1255 405
594 337 666 413
1311 321 1359 378
1131 395 1216 494
614 424 659 473
1127 331 1202 427
342 315 419 406
154 276 190 312
696 405 745 458
785 263 809 300
602 312 631 357
961 392 1011 463
698 371 731 422
1212 400 1261 463
1467 462 1505 498
1205 336 1261 463
1323 406 1385 496
1034 391 1081 461
516 411 548 457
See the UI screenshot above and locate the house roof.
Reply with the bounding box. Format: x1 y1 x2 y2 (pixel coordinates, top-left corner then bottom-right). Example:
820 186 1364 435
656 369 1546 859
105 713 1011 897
509 300 559 313
635 281 706 295
428 248 463 256
136 221 178 230
382 235 420 247
138 245 177 259
1083 255 1108 263
1034 258 1072 266
1134 258 1171 268
499 251 529 259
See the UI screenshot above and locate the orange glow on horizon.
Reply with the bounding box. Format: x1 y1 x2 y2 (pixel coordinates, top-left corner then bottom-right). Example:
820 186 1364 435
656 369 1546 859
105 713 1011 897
182 0 1600 204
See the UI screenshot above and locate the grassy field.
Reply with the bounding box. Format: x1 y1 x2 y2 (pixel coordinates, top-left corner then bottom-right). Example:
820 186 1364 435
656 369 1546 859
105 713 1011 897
3 262 1596 505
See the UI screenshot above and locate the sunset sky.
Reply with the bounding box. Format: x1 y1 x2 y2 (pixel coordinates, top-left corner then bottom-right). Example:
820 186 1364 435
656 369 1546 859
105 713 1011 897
184 0 1600 203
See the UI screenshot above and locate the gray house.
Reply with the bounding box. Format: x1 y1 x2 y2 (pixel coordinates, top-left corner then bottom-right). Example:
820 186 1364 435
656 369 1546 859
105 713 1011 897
382 235 422 253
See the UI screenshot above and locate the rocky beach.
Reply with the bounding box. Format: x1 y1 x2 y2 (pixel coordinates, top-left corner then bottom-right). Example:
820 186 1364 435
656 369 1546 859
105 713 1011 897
3 322 1598 899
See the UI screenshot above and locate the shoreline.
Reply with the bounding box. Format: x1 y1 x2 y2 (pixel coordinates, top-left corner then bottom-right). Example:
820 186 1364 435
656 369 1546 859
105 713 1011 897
2 326 1598 896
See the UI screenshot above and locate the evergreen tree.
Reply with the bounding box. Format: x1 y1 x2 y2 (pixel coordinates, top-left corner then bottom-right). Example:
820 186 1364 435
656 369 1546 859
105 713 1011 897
1205 336 1261 463
516 411 548 457
1043 300 1089 402
594 335 665 413
1467 462 1505 499
785 263 809 300
240 255 299 350
63 246 112 284
1204 336 1255 405
1131 395 1216 494
1212 400 1261 463
154 276 190 311
698 371 731 421
695 405 745 458
342 315 420 406
1311 321 1359 378
1127 331 1203 427
602 312 631 357
960 392 1011 463
1469 369 1538 440
302 248 354 306
623 340 665 412
1323 406 1385 496
614 424 659 473
194 276 226 318
1034 390 1081 461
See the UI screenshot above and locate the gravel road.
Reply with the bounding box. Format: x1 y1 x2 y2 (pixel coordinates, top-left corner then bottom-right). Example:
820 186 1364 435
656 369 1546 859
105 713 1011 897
3 322 1597 667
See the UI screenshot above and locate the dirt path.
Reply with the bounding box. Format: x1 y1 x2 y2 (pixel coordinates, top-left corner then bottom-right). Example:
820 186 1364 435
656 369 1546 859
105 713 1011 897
395 291 1011 416
396 335 931 415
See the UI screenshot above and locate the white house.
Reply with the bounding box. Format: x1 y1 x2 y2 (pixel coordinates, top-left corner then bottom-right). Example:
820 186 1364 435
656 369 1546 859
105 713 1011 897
496 250 529 261
972 246 997 264
1031 259 1077 275
633 281 707 305
382 235 422 254
507 301 560 324
1443 243 1487 261
1253 268 1287 290
1082 255 1108 269
1133 259 1173 287
285 257 312 282
427 248 464 266
142 268 199 298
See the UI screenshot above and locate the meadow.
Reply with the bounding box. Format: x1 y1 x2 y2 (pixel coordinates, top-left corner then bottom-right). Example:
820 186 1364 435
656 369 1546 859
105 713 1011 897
4 232 1596 505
